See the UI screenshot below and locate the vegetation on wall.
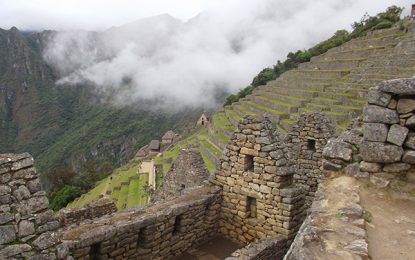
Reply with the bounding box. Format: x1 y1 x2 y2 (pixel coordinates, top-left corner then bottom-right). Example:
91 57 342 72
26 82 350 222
224 5 403 106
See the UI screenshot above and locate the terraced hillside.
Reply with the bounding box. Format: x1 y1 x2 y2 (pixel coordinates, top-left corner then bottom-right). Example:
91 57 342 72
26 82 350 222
67 162 149 210
158 23 415 174
67 22 415 211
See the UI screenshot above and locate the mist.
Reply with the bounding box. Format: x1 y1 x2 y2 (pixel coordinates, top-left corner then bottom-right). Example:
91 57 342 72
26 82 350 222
42 0 412 110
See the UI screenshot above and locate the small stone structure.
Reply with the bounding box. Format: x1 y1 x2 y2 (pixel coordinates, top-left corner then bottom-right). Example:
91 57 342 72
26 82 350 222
161 130 178 144
135 144 149 159
197 112 210 126
412 4 415 17
360 78 415 174
214 113 334 247
151 147 210 202
58 198 117 226
148 139 160 153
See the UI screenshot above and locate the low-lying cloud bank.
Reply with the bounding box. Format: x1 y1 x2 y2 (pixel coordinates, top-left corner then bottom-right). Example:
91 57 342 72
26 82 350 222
43 0 410 110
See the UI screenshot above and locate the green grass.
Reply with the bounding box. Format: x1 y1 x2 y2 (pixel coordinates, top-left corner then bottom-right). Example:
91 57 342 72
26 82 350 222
200 139 221 159
255 96 298 108
126 173 149 208
116 183 129 210
244 101 287 115
235 104 256 115
199 149 216 173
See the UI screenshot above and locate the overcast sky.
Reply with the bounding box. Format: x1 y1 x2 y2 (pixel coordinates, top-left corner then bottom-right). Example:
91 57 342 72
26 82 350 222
0 0 412 31
3 0 413 110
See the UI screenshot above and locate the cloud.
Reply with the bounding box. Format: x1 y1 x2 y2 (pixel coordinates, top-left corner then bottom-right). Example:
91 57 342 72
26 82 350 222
41 0 412 110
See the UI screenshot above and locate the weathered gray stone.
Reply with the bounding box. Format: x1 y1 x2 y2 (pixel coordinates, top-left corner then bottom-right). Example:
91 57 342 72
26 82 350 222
359 162 382 173
19 220 35 237
377 78 415 95
339 129 363 145
406 115 415 128
322 139 353 162
0 185 11 196
360 142 403 163
13 185 31 201
387 124 409 146
367 88 391 107
0 244 32 257
404 133 415 149
363 105 399 124
56 243 69 259
344 239 368 256
32 232 60 250
383 163 411 173
11 157 34 171
26 178 41 193
397 98 415 114
363 123 388 142
0 212 13 225
403 150 415 164
322 160 343 171
0 225 16 244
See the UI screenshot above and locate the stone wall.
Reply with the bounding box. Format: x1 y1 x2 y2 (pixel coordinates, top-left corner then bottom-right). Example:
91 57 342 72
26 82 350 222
214 114 334 248
0 153 65 259
61 186 221 259
151 147 210 202
58 198 117 226
360 78 415 175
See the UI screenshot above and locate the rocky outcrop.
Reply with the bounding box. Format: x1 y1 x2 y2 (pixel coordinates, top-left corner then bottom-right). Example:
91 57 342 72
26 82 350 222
284 176 368 260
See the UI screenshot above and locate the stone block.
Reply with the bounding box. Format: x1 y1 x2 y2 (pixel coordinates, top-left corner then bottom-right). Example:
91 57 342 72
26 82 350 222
403 150 415 164
377 78 415 95
359 162 381 173
363 123 388 142
322 139 353 162
360 142 403 163
0 225 16 244
397 98 415 114
363 105 399 124
240 147 258 157
404 133 415 149
367 88 391 107
387 124 409 146
406 115 415 128
383 163 411 173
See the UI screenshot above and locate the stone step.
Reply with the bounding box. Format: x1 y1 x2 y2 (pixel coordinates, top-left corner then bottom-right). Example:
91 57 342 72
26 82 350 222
306 102 329 111
254 90 309 105
347 73 414 85
248 95 299 113
266 86 318 99
311 46 393 62
312 97 342 106
331 105 361 114
224 108 242 127
350 66 415 76
281 69 350 79
363 58 415 67
240 100 289 121
298 59 364 70
326 36 401 53
269 77 337 91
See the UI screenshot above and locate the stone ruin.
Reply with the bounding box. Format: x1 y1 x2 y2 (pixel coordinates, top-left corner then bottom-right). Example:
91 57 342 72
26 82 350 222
151 147 210 202
3 78 415 259
323 78 415 183
214 112 334 253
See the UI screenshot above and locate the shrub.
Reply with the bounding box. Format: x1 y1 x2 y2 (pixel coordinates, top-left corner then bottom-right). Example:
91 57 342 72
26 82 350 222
49 185 82 211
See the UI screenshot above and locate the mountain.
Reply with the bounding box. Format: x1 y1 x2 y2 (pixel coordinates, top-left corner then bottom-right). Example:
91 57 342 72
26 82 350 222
0 26 201 184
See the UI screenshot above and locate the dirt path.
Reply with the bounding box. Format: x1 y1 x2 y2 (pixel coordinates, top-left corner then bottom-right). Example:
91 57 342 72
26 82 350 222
360 184 415 260
140 160 156 189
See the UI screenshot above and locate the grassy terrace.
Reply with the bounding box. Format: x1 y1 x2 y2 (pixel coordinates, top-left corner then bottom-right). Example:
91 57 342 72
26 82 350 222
244 100 287 115
235 104 256 115
126 173 149 208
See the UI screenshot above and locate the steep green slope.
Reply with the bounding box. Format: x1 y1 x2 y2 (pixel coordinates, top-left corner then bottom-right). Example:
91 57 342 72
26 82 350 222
0 27 199 183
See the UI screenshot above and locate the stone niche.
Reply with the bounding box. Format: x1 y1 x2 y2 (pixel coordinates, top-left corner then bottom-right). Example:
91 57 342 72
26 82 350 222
214 113 334 246
361 78 415 174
